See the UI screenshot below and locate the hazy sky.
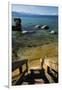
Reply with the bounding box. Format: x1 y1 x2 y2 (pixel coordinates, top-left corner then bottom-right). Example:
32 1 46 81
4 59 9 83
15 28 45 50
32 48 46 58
12 4 58 15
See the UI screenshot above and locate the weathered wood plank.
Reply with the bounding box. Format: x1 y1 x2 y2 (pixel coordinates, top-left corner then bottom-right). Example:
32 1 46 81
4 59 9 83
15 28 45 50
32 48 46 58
12 59 28 85
12 59 28 71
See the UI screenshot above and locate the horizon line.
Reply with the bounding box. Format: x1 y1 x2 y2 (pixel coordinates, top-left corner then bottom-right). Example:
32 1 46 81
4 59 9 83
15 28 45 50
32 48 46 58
12 11 58 16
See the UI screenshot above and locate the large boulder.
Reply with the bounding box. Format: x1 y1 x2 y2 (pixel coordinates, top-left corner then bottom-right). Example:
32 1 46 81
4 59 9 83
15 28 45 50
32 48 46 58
41 25 49 30
34 24 49 30
50 30 58 34
34 25 41 29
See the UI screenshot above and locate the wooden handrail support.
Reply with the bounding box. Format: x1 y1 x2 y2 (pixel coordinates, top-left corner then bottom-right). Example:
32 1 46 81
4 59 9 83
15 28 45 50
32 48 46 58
12 59 28 85
45 60 58 82
42 58 58 82
12 59 28 71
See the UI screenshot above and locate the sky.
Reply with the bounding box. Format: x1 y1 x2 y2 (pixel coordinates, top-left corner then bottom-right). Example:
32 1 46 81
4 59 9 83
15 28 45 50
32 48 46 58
12 4 58 15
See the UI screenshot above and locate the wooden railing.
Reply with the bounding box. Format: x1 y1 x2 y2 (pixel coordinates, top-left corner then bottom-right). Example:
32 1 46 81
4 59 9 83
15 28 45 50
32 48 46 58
44 59 58 83
12 59 28 85
12 57 58 85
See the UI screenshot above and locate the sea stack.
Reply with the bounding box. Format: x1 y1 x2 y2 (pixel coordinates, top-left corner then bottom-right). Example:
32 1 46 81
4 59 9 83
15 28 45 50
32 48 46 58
12 18 22 32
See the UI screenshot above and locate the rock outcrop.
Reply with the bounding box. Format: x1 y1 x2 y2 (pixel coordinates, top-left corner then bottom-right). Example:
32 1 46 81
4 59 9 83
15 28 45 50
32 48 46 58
12 18 22 32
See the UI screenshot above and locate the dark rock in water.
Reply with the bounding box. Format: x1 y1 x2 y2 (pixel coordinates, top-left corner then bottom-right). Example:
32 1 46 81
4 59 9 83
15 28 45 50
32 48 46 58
12 18 22 32
34 24 49 30
41 25 49 30
34 25 41 29
50 30 58 34
22 30 36 34
50 30 55 34
54 31 58 34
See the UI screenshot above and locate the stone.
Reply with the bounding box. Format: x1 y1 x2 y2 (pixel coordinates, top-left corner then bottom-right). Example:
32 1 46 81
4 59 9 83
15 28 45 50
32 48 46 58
50 30 58 34
41 25 49 30
12 18 22 31
34 25 41 29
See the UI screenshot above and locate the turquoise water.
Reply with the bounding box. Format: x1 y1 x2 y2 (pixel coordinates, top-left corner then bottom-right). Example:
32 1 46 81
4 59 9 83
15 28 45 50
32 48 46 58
19 15 58 32
12 15 58 48
12 13 58 31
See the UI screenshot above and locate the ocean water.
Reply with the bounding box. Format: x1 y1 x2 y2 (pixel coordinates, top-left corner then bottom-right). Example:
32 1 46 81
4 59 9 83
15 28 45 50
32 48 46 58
12 13 58 63
19 15 58 32
12 13 58 31
12 14 58 48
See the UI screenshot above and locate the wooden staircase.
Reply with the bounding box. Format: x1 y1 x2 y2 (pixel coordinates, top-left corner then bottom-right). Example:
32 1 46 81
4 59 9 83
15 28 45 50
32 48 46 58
12 57 58 85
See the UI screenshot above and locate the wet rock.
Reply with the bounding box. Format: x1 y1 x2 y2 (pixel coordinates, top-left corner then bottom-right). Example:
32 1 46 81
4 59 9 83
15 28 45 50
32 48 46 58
34 24 49 30
22 30 35 34
34 25 41 29
41 25 49 30
50 30 58 34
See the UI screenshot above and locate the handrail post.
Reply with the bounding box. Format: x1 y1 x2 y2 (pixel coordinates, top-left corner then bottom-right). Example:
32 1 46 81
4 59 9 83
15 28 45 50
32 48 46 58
40 58 45 69
26 60 28 72
19 66 22 74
